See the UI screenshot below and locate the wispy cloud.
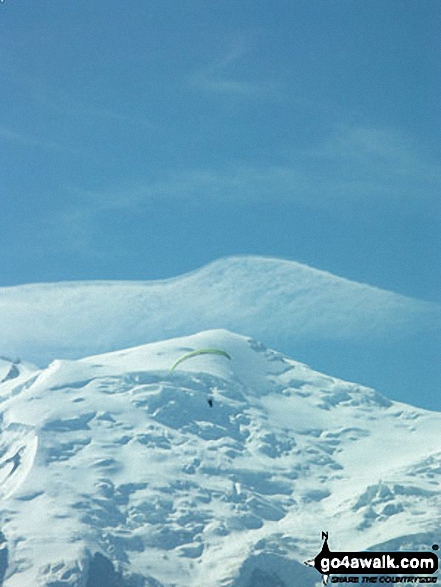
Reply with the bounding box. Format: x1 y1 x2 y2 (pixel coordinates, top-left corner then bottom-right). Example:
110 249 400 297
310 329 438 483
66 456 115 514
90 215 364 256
0 64 158 133
307 124 441 183
69 123 441 209
189 34 282 99
60 101 158 131
66 166 307 214
56 123 440 254
300 124 441 205
0 125 76 153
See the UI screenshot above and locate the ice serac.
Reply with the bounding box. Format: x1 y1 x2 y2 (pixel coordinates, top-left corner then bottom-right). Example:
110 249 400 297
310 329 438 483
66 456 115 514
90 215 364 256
0 330 439 587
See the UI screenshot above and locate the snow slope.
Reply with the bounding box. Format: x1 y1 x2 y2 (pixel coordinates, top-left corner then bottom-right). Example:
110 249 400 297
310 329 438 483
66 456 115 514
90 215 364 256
0 330 439 587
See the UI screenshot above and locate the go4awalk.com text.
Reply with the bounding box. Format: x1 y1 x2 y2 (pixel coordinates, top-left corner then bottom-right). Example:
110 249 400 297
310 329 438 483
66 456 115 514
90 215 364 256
331 577 437 583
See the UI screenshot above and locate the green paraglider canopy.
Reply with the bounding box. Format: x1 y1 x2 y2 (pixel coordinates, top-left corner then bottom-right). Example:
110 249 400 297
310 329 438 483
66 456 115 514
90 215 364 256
170 348 231 373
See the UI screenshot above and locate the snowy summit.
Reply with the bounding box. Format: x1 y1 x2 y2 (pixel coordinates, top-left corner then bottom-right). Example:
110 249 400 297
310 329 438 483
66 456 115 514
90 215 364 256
0 330 439 587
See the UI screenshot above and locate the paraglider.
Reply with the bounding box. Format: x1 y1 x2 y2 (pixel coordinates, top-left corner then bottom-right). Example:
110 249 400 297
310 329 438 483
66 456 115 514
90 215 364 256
169 348 232 407
170 348 231 374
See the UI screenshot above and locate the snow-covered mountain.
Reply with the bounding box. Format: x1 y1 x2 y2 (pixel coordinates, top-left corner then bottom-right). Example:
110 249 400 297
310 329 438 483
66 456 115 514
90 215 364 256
0 330 439 587
0 256 439 409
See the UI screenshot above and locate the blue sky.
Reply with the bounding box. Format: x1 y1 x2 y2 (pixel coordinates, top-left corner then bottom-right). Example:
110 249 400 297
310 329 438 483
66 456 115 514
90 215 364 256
1 0 440 303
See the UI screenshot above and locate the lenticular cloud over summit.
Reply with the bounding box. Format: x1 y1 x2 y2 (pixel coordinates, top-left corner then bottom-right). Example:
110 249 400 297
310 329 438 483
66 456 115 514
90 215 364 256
0 256 438 365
